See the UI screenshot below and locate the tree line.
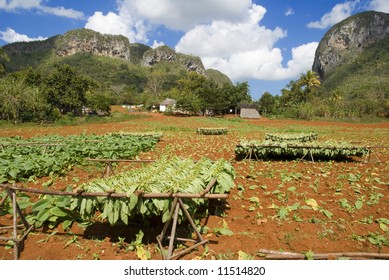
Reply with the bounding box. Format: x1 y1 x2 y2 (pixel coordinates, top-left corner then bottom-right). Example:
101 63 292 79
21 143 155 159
0 64 111 123
257 70 388 119
0 47 251 123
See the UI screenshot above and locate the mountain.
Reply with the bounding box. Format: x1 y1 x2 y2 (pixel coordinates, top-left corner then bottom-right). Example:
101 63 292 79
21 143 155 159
2 28 231 87
312 11 389 109
312 11 389 80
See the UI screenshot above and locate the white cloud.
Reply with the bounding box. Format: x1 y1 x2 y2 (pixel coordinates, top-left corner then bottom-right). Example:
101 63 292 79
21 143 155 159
176 4 318 81
85 11 149 43
369 0 389 13
84 0 255 44
285 8 294 16
0 27 47 43
119 0 253 31
307 1 358 29
151 40 164 49
84 1 319 81
0 0 85 19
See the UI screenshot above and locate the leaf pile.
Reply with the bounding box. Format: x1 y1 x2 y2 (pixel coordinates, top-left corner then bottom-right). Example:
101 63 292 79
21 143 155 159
71 157 235 225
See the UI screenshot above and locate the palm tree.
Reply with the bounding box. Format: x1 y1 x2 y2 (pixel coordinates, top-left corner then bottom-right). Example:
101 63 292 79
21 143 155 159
0 47 10 75
297 70 321 102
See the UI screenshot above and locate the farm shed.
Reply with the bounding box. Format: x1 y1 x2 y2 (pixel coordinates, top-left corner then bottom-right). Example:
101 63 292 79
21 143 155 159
240 108 260 119
159 98 176 112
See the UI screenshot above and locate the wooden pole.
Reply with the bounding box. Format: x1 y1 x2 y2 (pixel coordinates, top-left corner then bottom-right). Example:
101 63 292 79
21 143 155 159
258 249 389 260
0 184 228 199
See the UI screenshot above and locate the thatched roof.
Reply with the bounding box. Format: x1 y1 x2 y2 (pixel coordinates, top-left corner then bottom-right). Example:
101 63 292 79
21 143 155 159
160 98 176 106
240 108 260 119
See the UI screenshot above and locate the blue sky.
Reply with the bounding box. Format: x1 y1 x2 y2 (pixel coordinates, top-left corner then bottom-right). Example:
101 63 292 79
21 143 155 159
1 0 388 100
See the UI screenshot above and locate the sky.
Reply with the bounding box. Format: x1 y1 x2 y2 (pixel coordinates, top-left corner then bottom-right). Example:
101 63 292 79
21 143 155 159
1 0 389 100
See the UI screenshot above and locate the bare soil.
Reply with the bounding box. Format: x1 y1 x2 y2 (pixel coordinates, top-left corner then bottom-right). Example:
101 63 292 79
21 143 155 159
1 110 388 260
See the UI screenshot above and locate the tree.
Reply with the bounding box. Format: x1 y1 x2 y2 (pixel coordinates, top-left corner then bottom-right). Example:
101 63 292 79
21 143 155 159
145 70 165 96
258 92 276 115
175 91 202 114
176 72 212 112
297 70 321 102
86 90 112 114
44 64 97 115
228 81 252 109
0 47 10 75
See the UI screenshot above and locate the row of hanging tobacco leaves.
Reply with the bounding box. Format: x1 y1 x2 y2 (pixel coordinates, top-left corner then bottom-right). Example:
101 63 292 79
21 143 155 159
235 133 368 160
264 133 318 142
0 132 161 183
196 127 228 135
1 157 235 229
71 157 235 225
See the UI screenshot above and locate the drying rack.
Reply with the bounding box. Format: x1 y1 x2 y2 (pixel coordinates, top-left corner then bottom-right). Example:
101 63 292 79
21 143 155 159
0 177 226 260
237 143 386 163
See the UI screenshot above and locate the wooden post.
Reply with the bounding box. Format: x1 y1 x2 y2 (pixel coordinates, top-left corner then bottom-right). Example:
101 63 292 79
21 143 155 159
157 197 210 260
0 187 34 260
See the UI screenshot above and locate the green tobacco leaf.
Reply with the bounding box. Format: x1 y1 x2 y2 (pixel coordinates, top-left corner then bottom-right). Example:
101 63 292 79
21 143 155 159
321 209 333 219
379 223 388 232
127 194 138 211
36 208 52 222
62 220 73 230
238 251 253 260
136 246 150 260
50 206 68 217
355 200 363 210
33 198 51 212
306 198 319 210
249 197 260 203
278 207 289 220
214 228 234 236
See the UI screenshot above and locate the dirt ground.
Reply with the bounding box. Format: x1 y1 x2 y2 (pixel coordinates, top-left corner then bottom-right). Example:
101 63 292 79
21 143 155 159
1 110 388 260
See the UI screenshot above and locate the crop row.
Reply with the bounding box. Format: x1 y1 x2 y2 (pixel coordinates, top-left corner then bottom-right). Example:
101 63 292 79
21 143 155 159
0 133 161 183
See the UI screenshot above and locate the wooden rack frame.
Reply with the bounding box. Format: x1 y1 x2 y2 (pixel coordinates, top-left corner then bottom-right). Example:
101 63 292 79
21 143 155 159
0 177 226 260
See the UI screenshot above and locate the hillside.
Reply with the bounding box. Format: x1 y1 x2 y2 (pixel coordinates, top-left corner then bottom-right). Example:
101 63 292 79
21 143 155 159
312 11 389 80
312 11 389 114
2 28 231 89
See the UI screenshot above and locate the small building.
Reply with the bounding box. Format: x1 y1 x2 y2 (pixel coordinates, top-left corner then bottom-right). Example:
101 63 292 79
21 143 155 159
159 98 176 112
240 108 261 119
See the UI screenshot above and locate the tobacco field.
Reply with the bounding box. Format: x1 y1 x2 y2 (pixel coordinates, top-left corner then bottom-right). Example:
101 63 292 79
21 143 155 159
0 109 388 260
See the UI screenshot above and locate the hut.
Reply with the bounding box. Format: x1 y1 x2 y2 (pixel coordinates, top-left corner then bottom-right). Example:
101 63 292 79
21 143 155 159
159 98 176 112
240 108 261 119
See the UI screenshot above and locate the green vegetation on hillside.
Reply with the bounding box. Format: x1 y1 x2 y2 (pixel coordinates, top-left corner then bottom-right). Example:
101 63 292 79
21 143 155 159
0 28 253 124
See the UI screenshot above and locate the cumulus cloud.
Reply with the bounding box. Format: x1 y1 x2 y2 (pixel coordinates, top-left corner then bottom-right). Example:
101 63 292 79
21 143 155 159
119 0 253 31
0 27 47 43
307 1 358 29
0 0 84 19
85 11 149 43
176 4 318 81
369 0 389 13
84 1 319 81
84 0 255 43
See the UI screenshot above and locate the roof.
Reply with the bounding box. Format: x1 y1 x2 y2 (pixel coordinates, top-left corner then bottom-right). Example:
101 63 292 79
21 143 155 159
240 108 260 119
160 98 176 106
